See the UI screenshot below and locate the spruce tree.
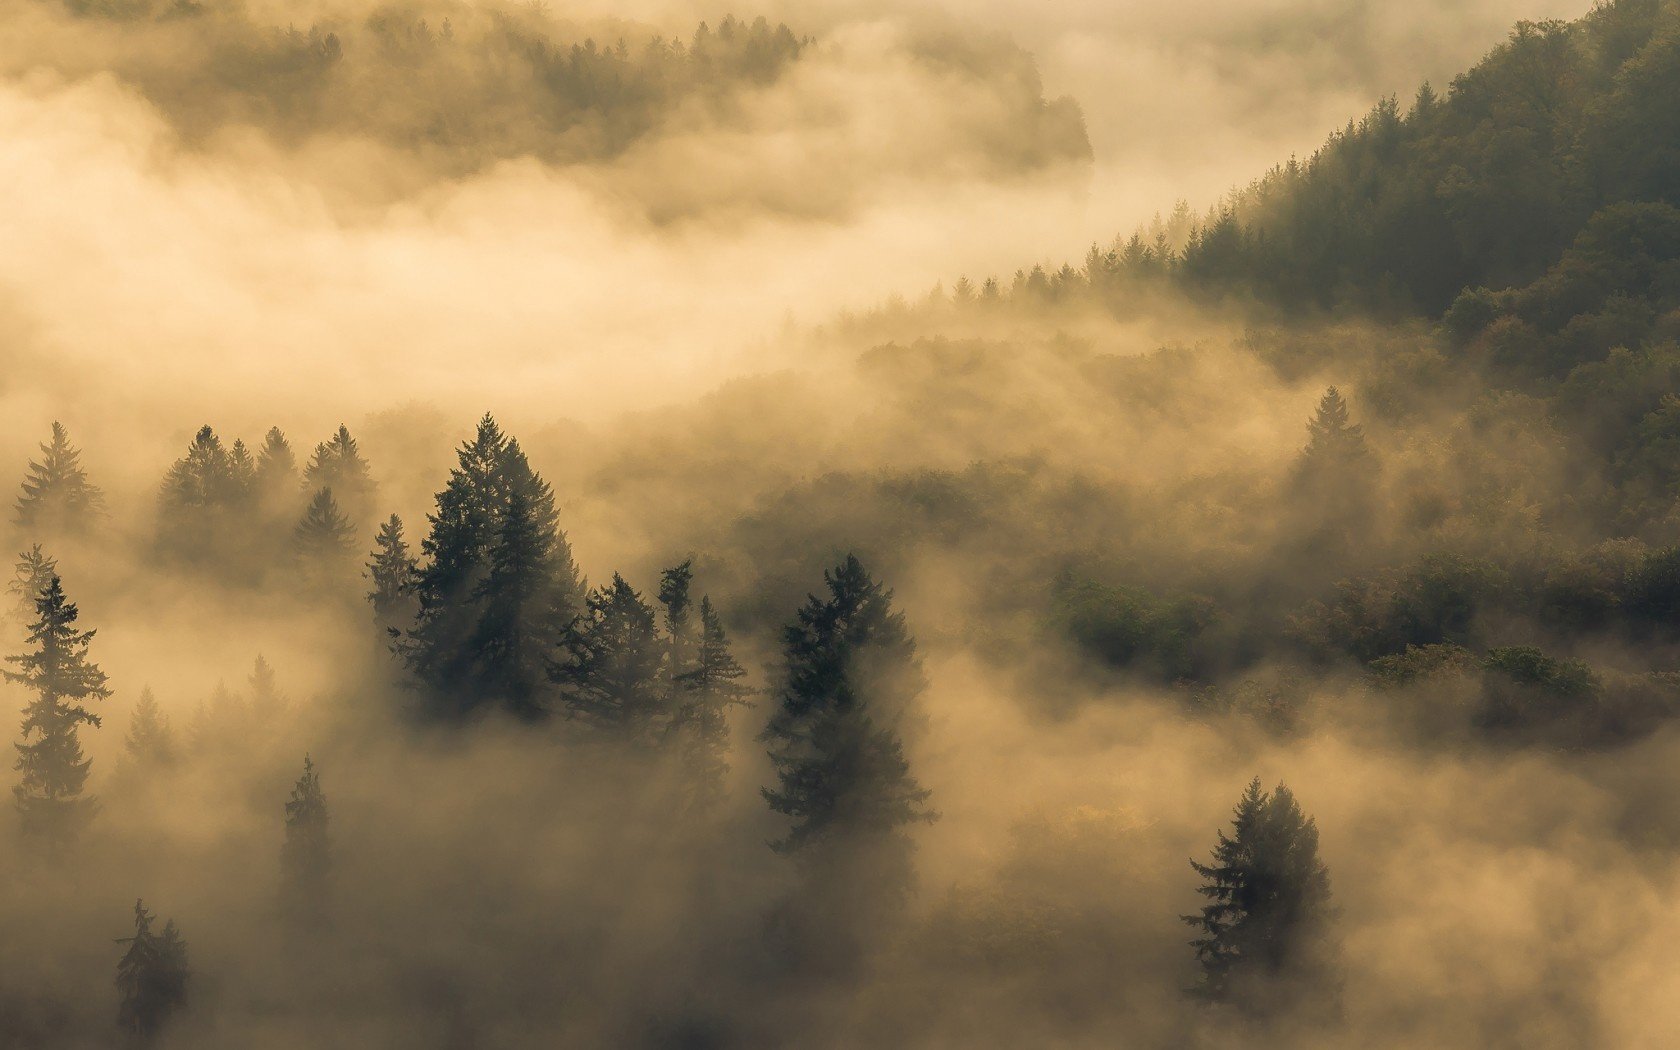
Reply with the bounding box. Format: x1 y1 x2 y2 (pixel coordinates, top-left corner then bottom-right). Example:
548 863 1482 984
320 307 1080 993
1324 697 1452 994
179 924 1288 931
670 596 750 811
116 900 189 1041
403 415 583 720
248 655 287 727
15 422 104 534
467 490 558 719
280 754 331 922
293 487 357 562
761 556 935 967
556 573 668 738
158 425 239 560
1185 778 1335 1009
367 514 418 631
227 439 256 507
1297 387 1369 475
303 425 375 518
254 427 298 498
762 555 932 852
9 544 57 619
7 575 110 845
123 687 177 769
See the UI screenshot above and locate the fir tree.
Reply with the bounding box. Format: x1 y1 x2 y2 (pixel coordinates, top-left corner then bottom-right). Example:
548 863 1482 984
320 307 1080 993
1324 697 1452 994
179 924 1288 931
1184 778 1335 1009
761 555 934 853
402 415 583 720
7 575 110 846
303 425 375 517
15 422 104 534
280 754 331 921
670 596 750 811
467 489 559 719
293 487 357 561
123 687 176 769
9 544 57 619
556 573 667 738
115 900 188 1041
1297 387 1369 474
157 425 240 560
248 655 287 727
227 439 256 507
251 423 299 497
367 514 418 631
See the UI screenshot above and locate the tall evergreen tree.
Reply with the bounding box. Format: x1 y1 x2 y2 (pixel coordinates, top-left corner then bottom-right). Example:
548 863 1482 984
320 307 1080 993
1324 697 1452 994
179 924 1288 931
15 422 104 533
248 655 287 727
367 514 418 632
115 900 188 1042
123 687 177 770
1185 778 1335 1009
303 425 375 518
761 555 933 851
760 556 935 967
158 425 242 561
556 573 668 738
9 544 57 619
7 575 110 845
467 490 560 719
1296 387 1370 476
254 426 298 500
293 487 357 561
280 754 331 922
227 439 257 507
402 415 583 720
670 596 750 811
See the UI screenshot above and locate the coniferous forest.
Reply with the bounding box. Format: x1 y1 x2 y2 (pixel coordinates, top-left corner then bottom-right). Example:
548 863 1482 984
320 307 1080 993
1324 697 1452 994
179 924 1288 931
5 0 1680 1047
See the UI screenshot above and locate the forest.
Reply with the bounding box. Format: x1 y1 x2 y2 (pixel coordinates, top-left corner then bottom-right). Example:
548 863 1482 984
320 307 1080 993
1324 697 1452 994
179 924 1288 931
5 0 1680 1047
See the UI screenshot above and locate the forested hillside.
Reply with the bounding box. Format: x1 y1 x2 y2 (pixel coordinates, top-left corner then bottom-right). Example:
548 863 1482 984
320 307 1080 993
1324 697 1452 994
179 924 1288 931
5 0 1680 1048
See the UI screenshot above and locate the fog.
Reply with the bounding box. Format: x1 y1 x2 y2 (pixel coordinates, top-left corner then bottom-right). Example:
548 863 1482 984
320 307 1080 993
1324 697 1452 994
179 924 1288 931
6 0 1672 1047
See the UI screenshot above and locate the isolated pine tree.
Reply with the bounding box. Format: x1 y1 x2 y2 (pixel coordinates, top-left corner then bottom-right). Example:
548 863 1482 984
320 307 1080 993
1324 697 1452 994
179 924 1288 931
280 754 331 921
557 573 668 738
123 687 177 769
9 545 57 619
7 575 110 845
1297 387 1369 475
15 422 104 533
762 555 934 853
670 596 750 810
303 425 375 517
116 900 188 1041
293 487 357 561
367 514 418 631
1185 778 1335 1009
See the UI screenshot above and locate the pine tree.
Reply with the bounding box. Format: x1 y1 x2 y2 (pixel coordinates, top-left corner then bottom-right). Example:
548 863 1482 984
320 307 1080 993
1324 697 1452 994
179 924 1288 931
367 514 418 631
7 575 110 846
1184 778 1335 1009
1297 387 1369 475
15 422 104 534
116 900 188 1041
556 573 668 738
303 425 375 518
254 427 298 501
293 487 357 561
467 489 559 719
248 655 287 727
402 415 583 720
670 596 750 811
280 754 331 922
158 425 240 560
123 687 176 769
761 555 934 854
227 439 256 507
9 544 57 619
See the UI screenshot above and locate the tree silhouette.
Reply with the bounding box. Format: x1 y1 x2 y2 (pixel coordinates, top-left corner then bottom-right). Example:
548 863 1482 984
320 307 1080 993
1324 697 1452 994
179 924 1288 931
293 487 357 562
281 754 331 923
123 687 177 770
115 899 188 1042
556 573 668 738
7 574 110 847
15 422 104 534
9 545 57 619
1185 778 1335 1010
303 424 376 519
367 514 418 631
